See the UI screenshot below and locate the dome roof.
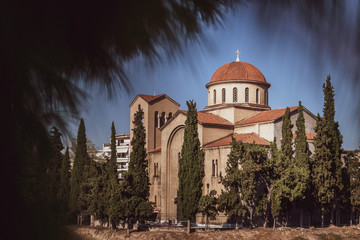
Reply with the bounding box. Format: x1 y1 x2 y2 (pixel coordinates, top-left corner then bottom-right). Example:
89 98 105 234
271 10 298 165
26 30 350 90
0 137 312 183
210 61 267 83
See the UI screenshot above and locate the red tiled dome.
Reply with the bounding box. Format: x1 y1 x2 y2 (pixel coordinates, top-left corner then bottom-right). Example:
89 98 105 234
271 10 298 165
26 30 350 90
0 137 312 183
210 61 266 83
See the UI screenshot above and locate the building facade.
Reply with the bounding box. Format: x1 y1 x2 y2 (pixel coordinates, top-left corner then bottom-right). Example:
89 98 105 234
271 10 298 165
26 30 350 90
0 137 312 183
102 134 130 179
129 58 317 224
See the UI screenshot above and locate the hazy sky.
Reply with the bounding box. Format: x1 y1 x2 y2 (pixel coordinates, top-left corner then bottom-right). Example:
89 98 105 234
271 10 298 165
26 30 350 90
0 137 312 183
71 4 360 151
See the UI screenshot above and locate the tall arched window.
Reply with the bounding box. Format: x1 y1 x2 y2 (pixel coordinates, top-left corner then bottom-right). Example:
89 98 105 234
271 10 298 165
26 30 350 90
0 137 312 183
212 160 215 176
213 89 216 104
265 89 268 105
160 112 165 127
168 112 172 121
233 87 238 103
222 88 226 103
215 159 218 177
256 88 259 104
245 87 249 103
155 111 158 128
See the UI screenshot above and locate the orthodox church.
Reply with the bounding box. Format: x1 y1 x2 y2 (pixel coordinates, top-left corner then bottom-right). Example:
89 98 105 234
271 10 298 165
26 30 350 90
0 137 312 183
129 53 317 224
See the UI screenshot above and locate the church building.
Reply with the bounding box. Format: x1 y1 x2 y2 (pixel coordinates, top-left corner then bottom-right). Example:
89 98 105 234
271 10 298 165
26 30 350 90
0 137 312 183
129 54 317 224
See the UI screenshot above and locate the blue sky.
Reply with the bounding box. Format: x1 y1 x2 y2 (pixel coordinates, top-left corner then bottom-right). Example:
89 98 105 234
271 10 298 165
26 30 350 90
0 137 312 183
72 4 360 150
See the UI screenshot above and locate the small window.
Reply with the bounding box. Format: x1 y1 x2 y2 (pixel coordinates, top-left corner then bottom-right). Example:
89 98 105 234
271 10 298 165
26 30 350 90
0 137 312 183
245 87 249 103
212 160 215 177
168 112 172 120
256 88 259 104
155 195 157 206
213 89 216 104
233 87 238 103
222 88 226 103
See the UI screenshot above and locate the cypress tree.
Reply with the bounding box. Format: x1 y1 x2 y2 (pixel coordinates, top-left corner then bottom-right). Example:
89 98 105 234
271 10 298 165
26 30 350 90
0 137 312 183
58 147 71 224
69 118 90 222
177 100 204 234
323 75 343 225
270 139 282 229
120 105 152 236
218 137 245 227
106 122 121 229
279 107 293 225
311 75 343 226
292 101 311 227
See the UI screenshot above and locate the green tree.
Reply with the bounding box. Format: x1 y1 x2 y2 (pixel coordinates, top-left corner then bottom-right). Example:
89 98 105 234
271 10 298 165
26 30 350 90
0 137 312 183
106 122 121 229
198 190 218 229
239 144 269 228
69 119 90 222
58 147 71 224
292 102 311 227
177 100 205 234
278 107 293 226
345 150 360 225
270 139 282 229
120 105 153 236
218 137 245 227
311 76 343 227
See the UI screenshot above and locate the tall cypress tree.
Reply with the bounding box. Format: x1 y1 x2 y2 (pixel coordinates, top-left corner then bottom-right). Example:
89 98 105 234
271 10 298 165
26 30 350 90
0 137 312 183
69 118 90 221
58 147 71 224
323 75 343 225
106 122 121 229
177 100 204 234
292 101 311 227
120 105 152 236
279 107 293 225
311 75 343 226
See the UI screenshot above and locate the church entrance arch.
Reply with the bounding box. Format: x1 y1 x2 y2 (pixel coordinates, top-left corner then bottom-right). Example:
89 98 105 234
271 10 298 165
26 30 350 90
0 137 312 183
165 125 185 222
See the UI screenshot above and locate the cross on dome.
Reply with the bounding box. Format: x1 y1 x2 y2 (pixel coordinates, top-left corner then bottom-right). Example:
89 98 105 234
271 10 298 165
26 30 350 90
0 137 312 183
235 49 240 62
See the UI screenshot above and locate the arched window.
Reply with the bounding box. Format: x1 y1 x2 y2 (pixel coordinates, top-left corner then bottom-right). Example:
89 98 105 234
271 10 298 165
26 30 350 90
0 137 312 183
265 89 268 105
256 88 259 104
245 87 249 103
168 112 172 120
212 160 215 176
160 112 165 127
155 111 158 128
222 88 226 103
213 89 216 104
155 195 157 206
215 159 218 177
233 87 238 103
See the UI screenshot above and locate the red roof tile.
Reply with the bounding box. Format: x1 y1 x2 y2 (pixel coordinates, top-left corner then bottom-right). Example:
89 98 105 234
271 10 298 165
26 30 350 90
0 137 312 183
138 94 166 103
236 106 299 126
292 132 316 140
129 94 180 108
204 133 270 148
210 61 267 83
148 148 161 153
179 110 233 126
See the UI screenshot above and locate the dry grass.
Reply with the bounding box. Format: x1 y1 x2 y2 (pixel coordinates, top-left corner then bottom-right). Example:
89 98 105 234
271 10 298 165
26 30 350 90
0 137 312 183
61 225 360 240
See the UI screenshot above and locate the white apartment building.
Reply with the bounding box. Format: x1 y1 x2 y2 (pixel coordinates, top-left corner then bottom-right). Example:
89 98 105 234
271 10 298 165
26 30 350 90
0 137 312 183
102 133 130 179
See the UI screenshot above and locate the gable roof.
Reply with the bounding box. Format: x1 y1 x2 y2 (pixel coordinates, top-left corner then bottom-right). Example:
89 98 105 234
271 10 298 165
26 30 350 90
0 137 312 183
129 94 180 108
235 106 299 126
292 132 316 140
204 133 270 148
179 110 233 126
